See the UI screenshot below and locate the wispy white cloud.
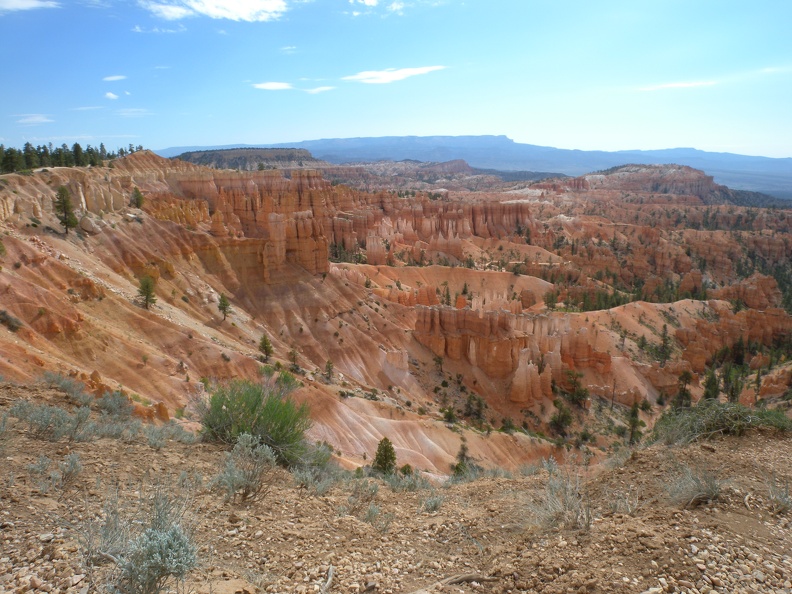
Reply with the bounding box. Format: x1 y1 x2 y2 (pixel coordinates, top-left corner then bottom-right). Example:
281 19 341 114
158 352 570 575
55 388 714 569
306 86 334 94
252 81 293 90
117 108 151 118
639 80 717 92
16 114 54 124
343 65 445 84
280 45 297 54
105 92 119 100
758 65 792 75
103 74 127 81
139 1 192 19
132 23 186 32
73 106 103 111
138 0 288 22
0 0 59 12
346 0 444 16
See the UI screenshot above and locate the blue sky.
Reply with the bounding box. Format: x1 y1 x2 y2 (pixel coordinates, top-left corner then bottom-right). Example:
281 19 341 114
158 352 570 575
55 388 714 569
1 0 791 157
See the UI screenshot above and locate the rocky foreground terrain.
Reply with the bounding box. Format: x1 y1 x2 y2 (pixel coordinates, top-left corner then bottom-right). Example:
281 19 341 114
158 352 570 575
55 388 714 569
0 382 791 594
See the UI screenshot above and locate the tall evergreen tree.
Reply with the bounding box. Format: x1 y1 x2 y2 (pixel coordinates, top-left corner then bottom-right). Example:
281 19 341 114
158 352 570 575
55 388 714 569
72 143 85 166
138 276 157 309
54 186 78 235
23 142 39 169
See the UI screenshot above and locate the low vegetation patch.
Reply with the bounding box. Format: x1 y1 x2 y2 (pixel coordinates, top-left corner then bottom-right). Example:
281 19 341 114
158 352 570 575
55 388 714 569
529 458 593 531
199 377 311 468
213 433 277 503
0 310 23 332
652 399 792 445
665 462 724 508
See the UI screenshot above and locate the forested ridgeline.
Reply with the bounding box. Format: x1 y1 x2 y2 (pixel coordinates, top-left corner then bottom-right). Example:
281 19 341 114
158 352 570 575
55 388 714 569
1 142 145 173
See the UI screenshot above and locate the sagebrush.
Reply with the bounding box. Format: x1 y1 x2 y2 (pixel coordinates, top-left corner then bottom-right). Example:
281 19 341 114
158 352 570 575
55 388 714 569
199 377 311 467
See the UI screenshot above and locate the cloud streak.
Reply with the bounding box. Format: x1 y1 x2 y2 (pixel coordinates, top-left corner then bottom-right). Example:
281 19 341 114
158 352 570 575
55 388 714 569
0 0 59 12
343 65 445 84
103 75 127 81
16 114 54 124
117 108 151 117
639 80 717 92
306 86 334 94
105 92 119 100
252 81 293 90
132 23 186 33
139 0 288 22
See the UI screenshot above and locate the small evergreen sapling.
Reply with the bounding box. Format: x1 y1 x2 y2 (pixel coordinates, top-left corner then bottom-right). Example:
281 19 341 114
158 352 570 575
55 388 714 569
372 437 397 475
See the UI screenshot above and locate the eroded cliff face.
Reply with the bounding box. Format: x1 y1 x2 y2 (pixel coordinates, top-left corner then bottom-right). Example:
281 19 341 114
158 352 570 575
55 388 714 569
0 152 789 472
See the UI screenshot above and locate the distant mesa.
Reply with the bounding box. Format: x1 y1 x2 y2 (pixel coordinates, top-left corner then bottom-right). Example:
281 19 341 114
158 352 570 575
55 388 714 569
158 135 792 199
175 148 325 170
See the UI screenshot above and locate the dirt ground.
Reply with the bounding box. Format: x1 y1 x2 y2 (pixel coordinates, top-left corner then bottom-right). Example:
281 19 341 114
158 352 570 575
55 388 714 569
1 383 790 594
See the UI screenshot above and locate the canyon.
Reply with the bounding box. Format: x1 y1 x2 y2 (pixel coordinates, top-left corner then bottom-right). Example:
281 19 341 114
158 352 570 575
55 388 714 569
0 152 790 472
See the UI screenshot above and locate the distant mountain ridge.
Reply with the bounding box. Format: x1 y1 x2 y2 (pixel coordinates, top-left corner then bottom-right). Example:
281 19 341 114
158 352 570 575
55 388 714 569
157 135 792 199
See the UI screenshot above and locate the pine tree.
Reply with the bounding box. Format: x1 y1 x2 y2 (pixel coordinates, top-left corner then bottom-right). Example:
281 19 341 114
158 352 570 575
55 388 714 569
703 367 719 399
372 437 397 475
258 334 274 361
218 294 231 320
54 186 78 235
138 276 157 309
131 187 144 208
659 324 671 365
72 142 85 167
627 402 645 444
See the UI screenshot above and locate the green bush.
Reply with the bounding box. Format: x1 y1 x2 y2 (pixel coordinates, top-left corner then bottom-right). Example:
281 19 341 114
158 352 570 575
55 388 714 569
199 378 311 467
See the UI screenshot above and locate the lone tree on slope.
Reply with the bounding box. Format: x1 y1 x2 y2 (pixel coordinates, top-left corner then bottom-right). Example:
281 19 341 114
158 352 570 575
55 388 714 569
259 334 274 361
372 437 397 475
131 186 144 209
138 276 157 309
218 294 231 320
54 185 78 235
